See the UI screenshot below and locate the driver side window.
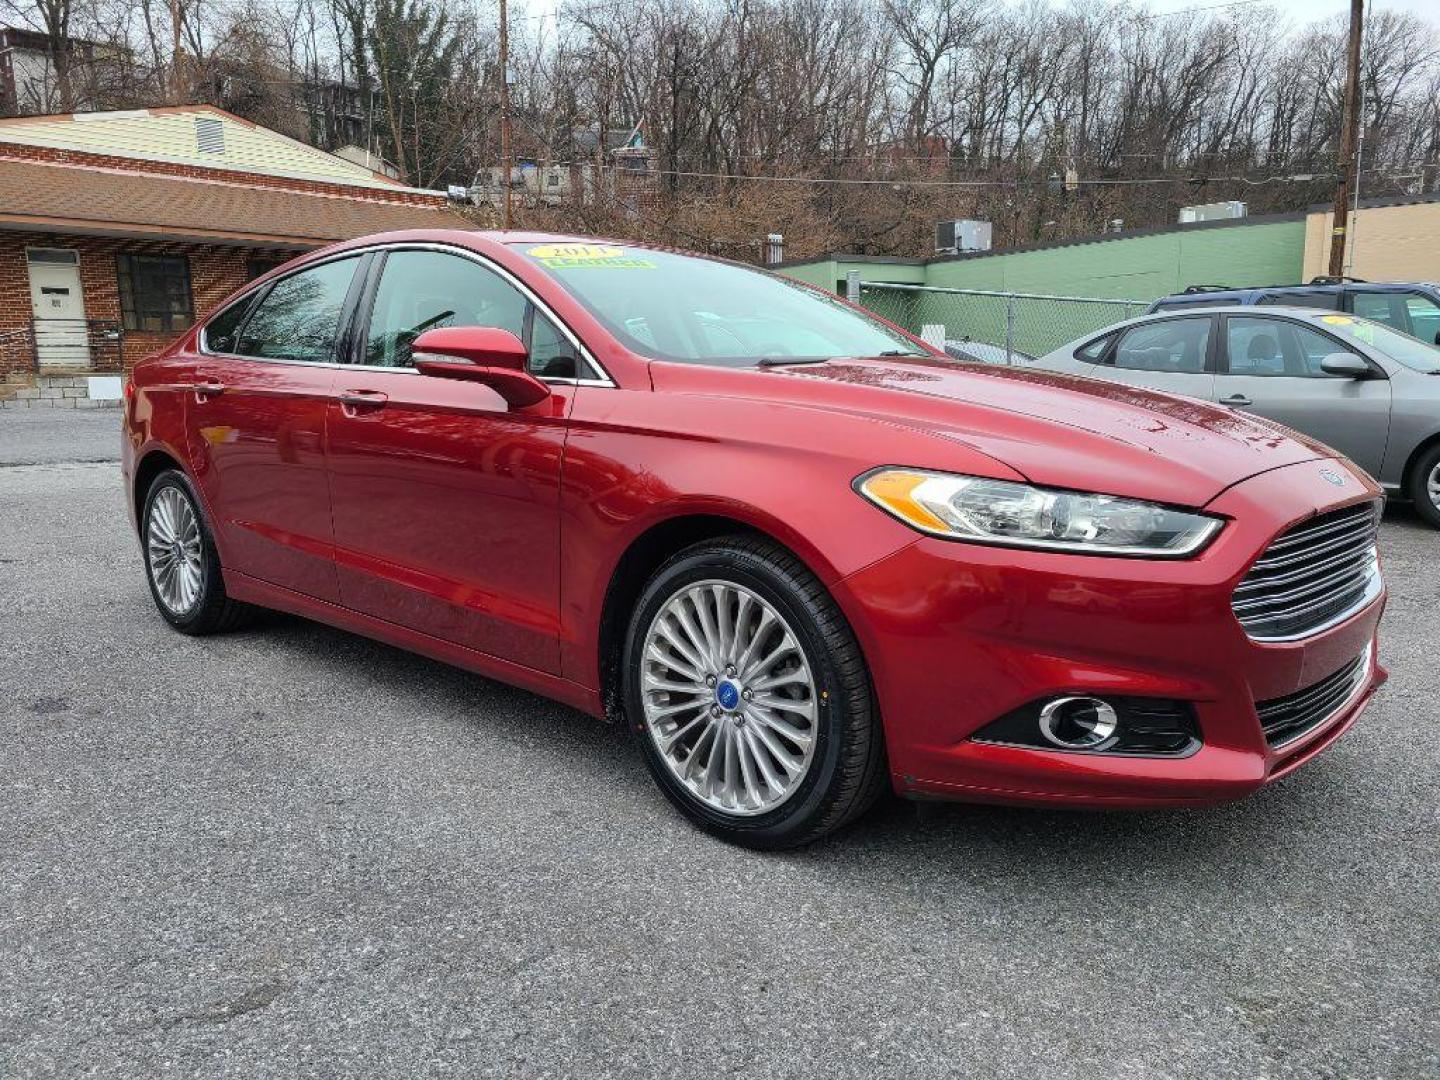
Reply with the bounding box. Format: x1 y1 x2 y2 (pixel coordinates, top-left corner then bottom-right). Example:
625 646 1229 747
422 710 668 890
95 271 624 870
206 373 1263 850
364 250 527 369
1224 317 1350 378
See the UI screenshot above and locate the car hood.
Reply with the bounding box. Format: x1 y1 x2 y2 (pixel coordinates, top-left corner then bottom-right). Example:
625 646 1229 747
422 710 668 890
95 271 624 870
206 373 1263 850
656 355 1334 508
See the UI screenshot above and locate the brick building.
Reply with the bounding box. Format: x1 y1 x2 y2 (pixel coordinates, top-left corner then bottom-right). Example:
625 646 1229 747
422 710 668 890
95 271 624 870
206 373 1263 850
0 104 469 381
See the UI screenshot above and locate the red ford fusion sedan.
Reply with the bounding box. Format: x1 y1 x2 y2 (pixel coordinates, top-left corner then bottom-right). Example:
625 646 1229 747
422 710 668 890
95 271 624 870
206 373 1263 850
121 230 1386 848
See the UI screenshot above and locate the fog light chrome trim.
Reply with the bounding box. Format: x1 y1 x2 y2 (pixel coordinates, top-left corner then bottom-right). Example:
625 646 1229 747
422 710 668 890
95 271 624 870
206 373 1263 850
1038 696 1119 750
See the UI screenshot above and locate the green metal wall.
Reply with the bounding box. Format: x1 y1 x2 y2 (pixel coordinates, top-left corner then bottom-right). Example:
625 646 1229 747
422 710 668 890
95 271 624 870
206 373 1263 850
777 219 1309 353
925 219 1307 300
779 219 1308 303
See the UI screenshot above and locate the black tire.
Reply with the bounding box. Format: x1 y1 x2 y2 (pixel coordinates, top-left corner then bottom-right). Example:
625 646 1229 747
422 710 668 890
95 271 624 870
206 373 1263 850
623 535 887 849
140 469 252 635
1409 444 1440 529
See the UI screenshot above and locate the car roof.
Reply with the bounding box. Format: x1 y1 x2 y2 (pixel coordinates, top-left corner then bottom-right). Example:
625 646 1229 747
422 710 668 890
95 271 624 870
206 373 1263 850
1074 304 1363 343
1157 280 1438 301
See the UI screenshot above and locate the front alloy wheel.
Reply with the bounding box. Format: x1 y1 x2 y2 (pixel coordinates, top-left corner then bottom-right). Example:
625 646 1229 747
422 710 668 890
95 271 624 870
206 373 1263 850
640 579 819 816
625 536 886 849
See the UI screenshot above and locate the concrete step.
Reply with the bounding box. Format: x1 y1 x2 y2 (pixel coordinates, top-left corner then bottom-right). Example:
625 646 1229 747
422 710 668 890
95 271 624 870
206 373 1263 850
0 373 123 410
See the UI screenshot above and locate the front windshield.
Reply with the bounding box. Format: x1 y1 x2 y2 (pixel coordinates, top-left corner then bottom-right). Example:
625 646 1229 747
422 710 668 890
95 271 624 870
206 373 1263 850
1319 313 1440 373
517 242 925 366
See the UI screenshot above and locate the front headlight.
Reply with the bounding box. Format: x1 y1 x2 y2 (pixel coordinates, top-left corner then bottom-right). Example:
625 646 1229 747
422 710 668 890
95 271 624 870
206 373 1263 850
856 468 1223 557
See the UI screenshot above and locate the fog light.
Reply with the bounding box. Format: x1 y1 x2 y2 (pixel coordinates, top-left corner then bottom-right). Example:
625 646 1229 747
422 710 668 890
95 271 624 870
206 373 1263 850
972 695 1200 757
1038 697 1118 750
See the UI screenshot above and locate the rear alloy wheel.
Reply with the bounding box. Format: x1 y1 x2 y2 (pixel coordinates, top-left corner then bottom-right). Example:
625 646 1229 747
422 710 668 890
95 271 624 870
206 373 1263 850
624 536 886 849
141 469 251 634
1409 445 1440 529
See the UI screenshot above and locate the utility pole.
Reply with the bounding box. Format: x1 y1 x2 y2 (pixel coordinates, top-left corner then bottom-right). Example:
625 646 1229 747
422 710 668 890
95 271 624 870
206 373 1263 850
1327 0 1365 279
169 0 184 102
498 0 513 231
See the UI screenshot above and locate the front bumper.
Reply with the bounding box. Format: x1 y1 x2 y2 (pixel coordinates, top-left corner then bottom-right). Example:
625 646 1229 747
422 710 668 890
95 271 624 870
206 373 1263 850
834 460 1387 808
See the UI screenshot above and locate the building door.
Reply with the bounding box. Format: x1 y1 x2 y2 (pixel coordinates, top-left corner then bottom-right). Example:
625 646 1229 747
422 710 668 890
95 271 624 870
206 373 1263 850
26 248 91 368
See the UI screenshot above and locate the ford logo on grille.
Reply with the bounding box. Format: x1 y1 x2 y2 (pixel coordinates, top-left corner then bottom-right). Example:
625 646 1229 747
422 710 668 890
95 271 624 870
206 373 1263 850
1319 468 1346 487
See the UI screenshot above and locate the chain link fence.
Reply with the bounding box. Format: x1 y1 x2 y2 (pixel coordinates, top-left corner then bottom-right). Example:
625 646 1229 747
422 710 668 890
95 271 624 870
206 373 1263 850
853 280 1150 362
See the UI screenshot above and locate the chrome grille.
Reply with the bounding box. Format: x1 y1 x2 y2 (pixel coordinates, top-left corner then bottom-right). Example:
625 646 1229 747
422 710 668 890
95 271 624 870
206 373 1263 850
1232 502 1381 641
1255 653 1369 749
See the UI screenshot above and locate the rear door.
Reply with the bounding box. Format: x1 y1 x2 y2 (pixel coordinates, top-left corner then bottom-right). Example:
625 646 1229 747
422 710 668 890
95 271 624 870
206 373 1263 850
1214 313 1392 477
186 253 369 601
325 246 585 672
1089 315 1217 400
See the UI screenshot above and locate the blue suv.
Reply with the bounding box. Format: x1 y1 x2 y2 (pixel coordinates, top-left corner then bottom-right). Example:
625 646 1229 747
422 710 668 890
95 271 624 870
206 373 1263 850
1148 278 1440 346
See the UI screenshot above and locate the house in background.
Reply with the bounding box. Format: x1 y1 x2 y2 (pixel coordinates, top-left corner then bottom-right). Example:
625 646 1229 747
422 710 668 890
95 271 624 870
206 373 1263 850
0 26 130 116
0 103 469 393
472 122 655 211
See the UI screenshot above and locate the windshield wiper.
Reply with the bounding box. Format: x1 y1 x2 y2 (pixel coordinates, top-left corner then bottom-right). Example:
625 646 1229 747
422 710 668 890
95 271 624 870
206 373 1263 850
756 356 830 367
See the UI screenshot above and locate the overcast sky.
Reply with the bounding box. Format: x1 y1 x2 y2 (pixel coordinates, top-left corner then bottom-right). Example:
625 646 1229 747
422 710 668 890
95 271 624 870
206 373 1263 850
522 0 1434 35
1145 0 1433 23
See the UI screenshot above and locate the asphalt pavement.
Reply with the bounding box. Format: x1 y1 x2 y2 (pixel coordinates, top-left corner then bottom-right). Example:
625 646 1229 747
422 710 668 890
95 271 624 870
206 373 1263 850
1 410 1436 1078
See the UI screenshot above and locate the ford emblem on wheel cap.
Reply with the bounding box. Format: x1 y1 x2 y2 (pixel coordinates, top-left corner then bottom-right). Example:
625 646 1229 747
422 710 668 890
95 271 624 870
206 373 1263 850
716 680 741 711
1320 468 1346 487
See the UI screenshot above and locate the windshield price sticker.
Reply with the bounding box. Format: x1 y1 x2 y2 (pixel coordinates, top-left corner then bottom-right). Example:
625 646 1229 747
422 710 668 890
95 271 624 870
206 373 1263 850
529 243 656 270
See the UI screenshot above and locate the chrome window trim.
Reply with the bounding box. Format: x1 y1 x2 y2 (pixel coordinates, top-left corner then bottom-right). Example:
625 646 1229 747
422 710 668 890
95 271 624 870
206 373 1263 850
199 241 616 388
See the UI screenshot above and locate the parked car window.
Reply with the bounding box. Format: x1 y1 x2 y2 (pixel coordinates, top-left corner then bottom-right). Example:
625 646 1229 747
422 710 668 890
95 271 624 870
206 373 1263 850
520 244 923 367
1404 294 1440 344
365 250 527 369
1224 316 1351 378
235 256 359 363
1349 292 1402 328
1073 332 1115 363
1256 291 1339 310
528 311 582 379
1110 319 1209 373
202 294 255 354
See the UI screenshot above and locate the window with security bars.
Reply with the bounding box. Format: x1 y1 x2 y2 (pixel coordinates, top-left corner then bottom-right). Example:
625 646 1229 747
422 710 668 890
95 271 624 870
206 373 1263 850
117 255 194 332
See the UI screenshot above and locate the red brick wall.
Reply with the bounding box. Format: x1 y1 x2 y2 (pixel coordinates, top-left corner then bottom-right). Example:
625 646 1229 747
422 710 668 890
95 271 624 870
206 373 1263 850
0 142 447 207
0 231 304 374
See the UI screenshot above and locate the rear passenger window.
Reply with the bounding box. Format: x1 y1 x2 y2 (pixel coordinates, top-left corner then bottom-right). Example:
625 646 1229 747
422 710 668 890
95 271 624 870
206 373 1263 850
1349 292 1401 327
1406 294 1440 344
1110 319 1210 373
202 294 255 354
235 257 359 363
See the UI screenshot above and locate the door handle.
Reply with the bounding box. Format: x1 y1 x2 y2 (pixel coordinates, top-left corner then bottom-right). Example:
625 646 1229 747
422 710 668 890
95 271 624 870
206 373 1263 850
192 379 227 400
1220 394 1252 407
338 389 389 413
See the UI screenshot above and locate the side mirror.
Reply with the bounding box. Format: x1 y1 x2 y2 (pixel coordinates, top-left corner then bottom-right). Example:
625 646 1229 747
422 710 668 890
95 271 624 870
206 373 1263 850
1433 329 1440 347
411 326 549 408
1320 352 1371 379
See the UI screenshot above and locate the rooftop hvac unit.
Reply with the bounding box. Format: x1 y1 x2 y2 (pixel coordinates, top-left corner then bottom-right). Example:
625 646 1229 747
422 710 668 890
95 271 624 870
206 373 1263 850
935 219 992 255
1179 200 1247 224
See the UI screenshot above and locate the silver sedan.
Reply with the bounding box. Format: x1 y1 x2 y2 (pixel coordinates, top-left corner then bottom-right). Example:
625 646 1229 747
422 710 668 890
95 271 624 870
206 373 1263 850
1032 305 1440 526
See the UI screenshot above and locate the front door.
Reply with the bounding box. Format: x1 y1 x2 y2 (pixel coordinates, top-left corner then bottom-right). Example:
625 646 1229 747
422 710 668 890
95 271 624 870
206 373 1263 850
185 253 368 602
326 247 580 673
1215 313 1392 478
26 248 90 368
